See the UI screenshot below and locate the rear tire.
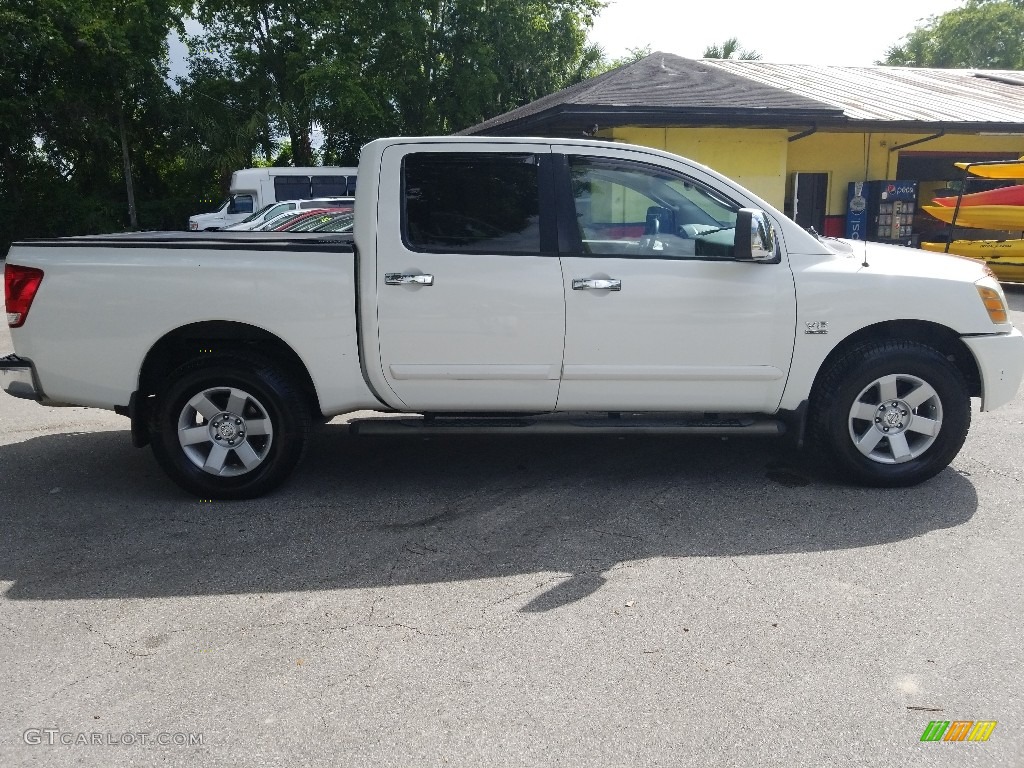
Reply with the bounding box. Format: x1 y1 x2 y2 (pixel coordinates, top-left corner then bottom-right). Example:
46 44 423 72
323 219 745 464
150 356 310 499
808 341 970 487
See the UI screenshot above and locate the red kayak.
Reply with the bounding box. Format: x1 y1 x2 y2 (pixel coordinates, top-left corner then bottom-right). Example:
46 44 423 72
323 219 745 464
933 184 1024 207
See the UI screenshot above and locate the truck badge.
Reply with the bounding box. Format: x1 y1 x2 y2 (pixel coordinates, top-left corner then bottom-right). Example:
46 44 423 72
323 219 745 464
805 321 829 335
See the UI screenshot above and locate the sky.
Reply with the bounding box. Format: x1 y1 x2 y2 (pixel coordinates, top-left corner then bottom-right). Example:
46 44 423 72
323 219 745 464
589 0 966 66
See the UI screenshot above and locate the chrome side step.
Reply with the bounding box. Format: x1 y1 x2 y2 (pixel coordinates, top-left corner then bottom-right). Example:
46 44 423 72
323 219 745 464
350 412 786 437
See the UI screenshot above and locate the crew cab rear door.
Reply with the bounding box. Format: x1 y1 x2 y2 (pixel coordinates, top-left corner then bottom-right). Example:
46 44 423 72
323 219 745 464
373 143 565 411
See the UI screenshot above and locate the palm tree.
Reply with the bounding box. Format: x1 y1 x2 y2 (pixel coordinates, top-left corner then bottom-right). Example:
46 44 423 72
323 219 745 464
703 37 762 60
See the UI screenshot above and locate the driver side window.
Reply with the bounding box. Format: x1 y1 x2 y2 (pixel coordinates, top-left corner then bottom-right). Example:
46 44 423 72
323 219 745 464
568 156 739 259
229 194 254 215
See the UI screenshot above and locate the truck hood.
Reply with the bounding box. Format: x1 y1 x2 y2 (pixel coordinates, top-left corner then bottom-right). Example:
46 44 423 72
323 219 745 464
189 212 222 224
823 238 990 284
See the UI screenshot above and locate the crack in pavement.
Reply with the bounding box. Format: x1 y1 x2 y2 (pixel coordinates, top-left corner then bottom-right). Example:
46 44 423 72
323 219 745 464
42 668 110 704
728 558 758 590
77 619 156 659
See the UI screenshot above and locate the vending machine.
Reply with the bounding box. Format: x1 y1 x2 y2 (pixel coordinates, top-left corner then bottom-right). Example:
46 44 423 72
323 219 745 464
845 180 919 246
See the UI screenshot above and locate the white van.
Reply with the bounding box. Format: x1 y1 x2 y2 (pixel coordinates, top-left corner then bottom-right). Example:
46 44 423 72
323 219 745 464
188 166 357 230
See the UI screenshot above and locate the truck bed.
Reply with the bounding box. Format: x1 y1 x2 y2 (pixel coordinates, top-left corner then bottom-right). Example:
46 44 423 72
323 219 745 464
5 231 371 415
16 231 355 253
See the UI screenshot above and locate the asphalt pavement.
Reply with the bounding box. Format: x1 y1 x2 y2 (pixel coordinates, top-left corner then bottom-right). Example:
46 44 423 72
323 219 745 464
1 286 1023 767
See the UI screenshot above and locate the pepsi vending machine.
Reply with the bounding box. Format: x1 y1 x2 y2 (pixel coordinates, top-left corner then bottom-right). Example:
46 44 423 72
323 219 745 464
846 180 919 246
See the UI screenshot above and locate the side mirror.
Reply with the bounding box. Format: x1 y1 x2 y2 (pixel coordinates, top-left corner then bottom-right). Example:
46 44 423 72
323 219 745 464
734 208 778 262
645 206 675 236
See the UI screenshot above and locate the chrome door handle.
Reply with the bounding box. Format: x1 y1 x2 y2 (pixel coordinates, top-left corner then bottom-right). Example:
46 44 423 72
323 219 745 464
385 273 434 286
572 278 621 291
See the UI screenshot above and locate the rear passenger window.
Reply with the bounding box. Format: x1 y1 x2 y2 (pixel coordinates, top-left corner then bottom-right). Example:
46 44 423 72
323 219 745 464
403 153 541 254
274 175 311 200
311 175 347 198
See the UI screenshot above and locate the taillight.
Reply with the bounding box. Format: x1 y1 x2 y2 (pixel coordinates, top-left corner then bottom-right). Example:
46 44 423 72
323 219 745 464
5 264 44 328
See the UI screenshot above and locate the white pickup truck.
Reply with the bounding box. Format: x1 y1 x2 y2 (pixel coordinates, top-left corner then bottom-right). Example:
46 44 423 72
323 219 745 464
3 137 1023 498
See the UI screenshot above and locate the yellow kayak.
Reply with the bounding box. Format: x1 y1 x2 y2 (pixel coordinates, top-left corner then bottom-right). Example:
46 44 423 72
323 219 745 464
931 184 1024 207
922 204 1024 230
921 239 1024 283
954 159 1024 180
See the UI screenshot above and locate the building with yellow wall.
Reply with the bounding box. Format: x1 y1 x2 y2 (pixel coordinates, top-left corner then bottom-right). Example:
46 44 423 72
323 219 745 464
462 54 1024 242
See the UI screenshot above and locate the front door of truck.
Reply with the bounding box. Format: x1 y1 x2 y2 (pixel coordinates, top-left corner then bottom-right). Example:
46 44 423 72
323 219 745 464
554 148 797 413
373 145 565 411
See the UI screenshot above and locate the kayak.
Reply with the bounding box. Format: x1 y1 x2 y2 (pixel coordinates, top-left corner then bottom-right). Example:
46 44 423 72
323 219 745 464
932 183 1024 207
922 204 1024 230
921 239 1024 284
954 160 1024 180
922 239 1024 258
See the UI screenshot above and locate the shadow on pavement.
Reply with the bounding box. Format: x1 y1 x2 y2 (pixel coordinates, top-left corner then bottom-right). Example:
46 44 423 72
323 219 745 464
0 426 978 608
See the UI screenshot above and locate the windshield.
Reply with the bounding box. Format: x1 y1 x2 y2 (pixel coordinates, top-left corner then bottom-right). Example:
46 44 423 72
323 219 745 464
283 212 334 232
313 213 356 233
275 209 344 232
254 211 305 231
664 180 737 225
240 203 276 224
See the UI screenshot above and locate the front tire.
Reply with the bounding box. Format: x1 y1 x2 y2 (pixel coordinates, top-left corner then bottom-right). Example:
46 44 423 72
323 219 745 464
150 356 310 499
808 341 971 487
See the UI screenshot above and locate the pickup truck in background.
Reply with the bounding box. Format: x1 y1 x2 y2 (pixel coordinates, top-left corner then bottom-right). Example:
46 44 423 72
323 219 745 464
4 137 1023 498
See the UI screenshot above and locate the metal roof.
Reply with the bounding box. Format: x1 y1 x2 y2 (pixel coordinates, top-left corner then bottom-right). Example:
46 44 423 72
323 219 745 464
459 53 842 136
460 54 1024 137
702 60 1024 124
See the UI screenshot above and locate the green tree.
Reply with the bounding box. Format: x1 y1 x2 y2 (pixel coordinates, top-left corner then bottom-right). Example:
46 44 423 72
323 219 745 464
0 0 182 251
174 56 280 182
586 45 652 77
0 0 608 249
309 0 604 162
565 42 610 83
703 37 762 60
882 0 1024 69
183 0 342 167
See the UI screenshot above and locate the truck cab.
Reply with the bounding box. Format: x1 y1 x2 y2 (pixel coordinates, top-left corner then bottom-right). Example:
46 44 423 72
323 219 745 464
187 194 256 231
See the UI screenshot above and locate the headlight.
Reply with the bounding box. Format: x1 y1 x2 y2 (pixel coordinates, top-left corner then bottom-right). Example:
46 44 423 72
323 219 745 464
977 285 1008 324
